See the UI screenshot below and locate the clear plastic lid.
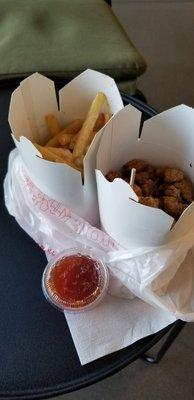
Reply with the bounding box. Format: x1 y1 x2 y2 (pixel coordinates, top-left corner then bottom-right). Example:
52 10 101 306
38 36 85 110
42 247 109 312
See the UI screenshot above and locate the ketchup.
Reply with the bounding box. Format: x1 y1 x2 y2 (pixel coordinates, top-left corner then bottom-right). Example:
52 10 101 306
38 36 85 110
48 254 102 307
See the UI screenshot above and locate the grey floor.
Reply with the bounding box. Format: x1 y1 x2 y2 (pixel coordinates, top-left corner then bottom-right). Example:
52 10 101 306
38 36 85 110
53 1 194 399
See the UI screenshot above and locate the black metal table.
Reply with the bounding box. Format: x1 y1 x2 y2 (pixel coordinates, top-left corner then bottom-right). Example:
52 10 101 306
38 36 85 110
0 82 185 400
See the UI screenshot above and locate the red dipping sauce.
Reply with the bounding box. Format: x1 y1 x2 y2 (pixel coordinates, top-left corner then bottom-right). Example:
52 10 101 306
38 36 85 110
42 249 109 312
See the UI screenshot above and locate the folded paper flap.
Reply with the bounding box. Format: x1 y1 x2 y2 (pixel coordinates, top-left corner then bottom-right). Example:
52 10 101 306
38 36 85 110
20 73 56 143
9 73 60 144
96 170 138 201
14 135 42 158
84 130 105 192
96 119 113 173
13 135 84 202
167 202 194 242
97 105 141 172
141 105 194 162
9 87 33 141
59 69 123 124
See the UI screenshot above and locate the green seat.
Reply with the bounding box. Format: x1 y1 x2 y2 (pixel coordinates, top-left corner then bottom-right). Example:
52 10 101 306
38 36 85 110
0 0 147 93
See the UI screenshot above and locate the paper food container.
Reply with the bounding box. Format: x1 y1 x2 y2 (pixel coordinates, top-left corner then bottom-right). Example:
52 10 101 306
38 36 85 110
8 69 123 225
96 104 194 248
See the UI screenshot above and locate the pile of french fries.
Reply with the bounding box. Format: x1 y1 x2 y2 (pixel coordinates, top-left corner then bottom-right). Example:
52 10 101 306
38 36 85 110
34 92 110 175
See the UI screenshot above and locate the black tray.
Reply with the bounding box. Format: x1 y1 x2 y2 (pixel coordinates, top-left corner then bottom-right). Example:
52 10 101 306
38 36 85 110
0 82 173 400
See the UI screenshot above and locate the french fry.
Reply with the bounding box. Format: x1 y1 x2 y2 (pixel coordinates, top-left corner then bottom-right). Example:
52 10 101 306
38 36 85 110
73 92 110 158
104 112 110 124
33 93 110 176
82 112 111 153
34 144 82 172
46 119 83 147
45 114 61 137
59 119 83 135
93 113 105 131
86 112 111 151
74 156 84 169
69 113 108 152
45 147 73 161
51 148 82 172
58 133 74 147
35 144 65 163
69 133 78 150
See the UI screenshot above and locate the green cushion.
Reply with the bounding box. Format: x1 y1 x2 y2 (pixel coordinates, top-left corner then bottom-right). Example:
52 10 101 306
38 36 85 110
0 0 147 81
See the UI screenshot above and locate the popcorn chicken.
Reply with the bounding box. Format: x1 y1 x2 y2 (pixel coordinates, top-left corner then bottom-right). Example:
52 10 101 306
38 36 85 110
106 170 121 182
164 168 184 183
141 179 155 196
164 185 181 199
158 197 164 209
146 165 155 179
163 196 187 218
132 184 142 197
155 167 166 178
180 203 189 214
135 171 150 184
174 179 193 203
106 159 193 219
123 178 142 197
139 196 160 208
122 159 148 176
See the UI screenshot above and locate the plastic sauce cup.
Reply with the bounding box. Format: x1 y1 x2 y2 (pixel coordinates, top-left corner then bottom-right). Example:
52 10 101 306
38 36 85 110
42 248 109 312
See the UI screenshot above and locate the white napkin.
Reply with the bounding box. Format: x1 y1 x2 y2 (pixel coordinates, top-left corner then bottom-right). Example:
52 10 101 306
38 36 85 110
65 295 175 365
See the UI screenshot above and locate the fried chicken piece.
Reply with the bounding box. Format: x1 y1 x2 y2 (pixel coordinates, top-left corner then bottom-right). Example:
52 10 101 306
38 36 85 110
139 196 160 208
123 178 142 197
164 185 181 199
158 183 177 197
163 196 186 218
122 159 148 177
158 183 167 193
155 167 166 178
106 170 121 182
123 177 130 183
174 179 193 203
141 179 155 196
132 184 142 197
158 197 164 209
135 171 150 184
152 180 163 197
163 168 184 183
179 203 189 214
146 165 155 179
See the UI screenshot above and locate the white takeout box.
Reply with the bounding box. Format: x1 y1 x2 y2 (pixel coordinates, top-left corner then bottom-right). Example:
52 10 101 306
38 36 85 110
96 104 194 248
8 70 123 224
